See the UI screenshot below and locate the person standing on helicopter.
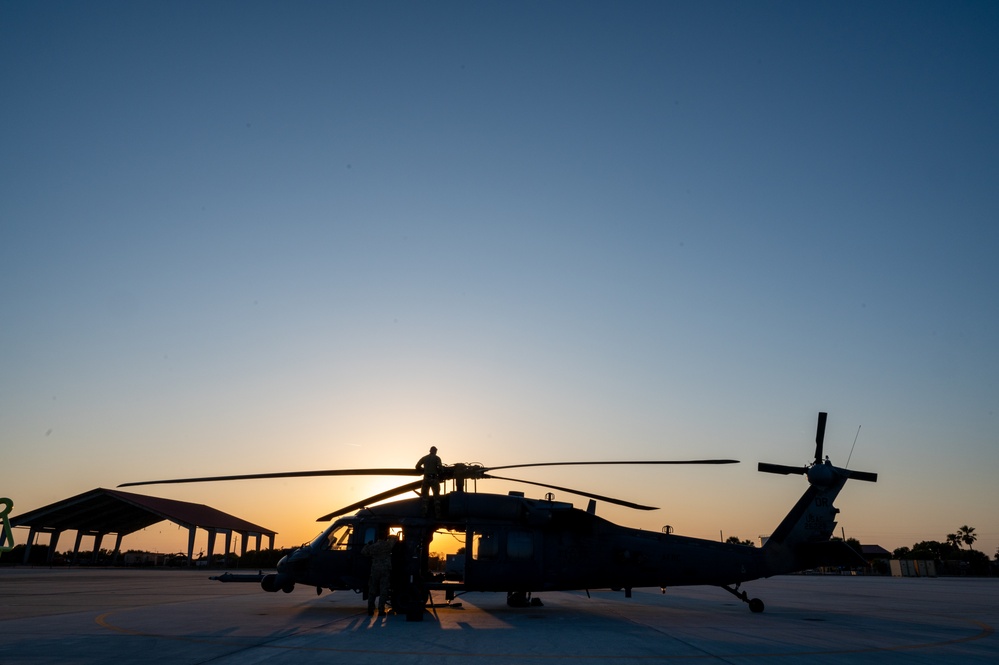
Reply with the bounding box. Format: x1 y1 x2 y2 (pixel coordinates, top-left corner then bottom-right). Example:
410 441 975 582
416 446 443 517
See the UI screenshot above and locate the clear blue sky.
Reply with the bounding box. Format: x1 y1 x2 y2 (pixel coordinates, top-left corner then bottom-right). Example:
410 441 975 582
2 1 997 559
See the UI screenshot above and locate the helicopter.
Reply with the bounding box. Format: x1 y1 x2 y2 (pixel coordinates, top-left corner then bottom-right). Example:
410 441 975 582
120 411 877 621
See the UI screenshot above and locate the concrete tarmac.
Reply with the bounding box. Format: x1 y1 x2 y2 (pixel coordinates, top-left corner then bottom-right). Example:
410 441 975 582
0 568 995 664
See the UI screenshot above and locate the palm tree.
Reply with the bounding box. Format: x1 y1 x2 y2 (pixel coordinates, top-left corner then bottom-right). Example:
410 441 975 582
957 525 977 550
946 533 961 550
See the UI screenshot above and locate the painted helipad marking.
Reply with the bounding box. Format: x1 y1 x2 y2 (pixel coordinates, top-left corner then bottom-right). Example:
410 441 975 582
95 610 994 659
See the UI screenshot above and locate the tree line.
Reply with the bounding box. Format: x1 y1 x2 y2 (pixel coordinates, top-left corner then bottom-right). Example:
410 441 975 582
891 524 993 575
726 524 995 576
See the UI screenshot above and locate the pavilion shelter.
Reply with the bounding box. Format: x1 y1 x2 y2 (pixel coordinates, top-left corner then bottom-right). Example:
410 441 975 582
11 488 276 566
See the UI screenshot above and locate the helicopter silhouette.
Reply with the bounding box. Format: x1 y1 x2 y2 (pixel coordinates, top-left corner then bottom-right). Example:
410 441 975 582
120 411 876 620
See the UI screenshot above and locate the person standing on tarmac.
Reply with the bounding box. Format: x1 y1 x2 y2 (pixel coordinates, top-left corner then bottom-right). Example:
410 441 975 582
362 535 397 616
416 446 443 517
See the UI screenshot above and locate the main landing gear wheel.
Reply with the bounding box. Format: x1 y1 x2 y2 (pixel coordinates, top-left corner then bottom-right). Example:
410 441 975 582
506 591 543 607
507 591 530 607
748 597 765 613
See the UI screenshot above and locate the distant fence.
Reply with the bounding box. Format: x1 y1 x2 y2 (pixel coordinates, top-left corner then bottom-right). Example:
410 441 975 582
889 559 936 577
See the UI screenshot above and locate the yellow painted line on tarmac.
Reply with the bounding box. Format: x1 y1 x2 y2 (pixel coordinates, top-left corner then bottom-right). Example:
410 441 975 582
95 612 150 636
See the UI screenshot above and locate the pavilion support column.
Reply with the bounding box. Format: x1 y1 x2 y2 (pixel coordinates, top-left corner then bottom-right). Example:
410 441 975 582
22 527 37 564
72 531 84 564
255 533 262 552
47 530 62 564
93 533 105 562
223 530 232 566
112 533 124 565
239 532 249 558
267 534 274 550
187 527 197 568
206 529 217 567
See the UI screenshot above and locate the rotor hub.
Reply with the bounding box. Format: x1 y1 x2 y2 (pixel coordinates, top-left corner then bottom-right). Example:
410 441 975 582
448 463 486 479
806 461 836 487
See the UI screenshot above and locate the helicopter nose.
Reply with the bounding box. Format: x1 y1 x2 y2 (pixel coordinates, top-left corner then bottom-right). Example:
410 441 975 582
262 549 309 593
278 547 311 576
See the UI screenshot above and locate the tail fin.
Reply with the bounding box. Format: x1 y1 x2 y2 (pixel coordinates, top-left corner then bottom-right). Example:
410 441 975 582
758 412 877 573
762 469 865 572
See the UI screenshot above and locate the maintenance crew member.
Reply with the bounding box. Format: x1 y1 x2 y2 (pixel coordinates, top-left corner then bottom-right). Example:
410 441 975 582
416 446 443 517
362 535 397 616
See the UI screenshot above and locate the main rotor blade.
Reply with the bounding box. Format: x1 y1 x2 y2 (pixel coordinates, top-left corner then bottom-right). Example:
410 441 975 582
815 412 827 463
485 459 739 473
758 462 807 476
120 460 739 488
315 479 425 522
484 473 658 511
119 468 420 488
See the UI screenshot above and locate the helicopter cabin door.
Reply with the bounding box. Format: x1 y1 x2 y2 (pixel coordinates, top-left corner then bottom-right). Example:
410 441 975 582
464 526 543 591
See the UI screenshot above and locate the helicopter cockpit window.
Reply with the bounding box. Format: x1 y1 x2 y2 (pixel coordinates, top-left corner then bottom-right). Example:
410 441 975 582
471 531 498 561
507 530 533 559
314 524 352 551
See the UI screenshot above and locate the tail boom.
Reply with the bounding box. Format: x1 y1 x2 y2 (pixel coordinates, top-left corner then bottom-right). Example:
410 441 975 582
762 472 860 574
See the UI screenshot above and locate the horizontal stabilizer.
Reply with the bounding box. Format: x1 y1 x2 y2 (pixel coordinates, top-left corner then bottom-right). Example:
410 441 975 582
758 462 806 476
845 469 878 483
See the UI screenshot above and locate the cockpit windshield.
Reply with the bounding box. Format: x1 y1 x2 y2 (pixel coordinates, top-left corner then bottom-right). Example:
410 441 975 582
310 523 353 551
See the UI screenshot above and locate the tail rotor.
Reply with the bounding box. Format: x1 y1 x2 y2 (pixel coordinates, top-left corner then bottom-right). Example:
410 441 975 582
758 411 877 486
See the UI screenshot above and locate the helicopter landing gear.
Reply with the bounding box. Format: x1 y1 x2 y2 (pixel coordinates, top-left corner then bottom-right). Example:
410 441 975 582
720 583 764 613
392 582 428 622
506 591 543 608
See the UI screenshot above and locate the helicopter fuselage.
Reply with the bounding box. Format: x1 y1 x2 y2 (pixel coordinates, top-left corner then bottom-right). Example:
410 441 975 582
264 491 775 606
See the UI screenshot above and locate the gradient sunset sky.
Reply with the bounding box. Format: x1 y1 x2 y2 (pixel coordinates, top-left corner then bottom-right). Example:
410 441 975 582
2 2 997 560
